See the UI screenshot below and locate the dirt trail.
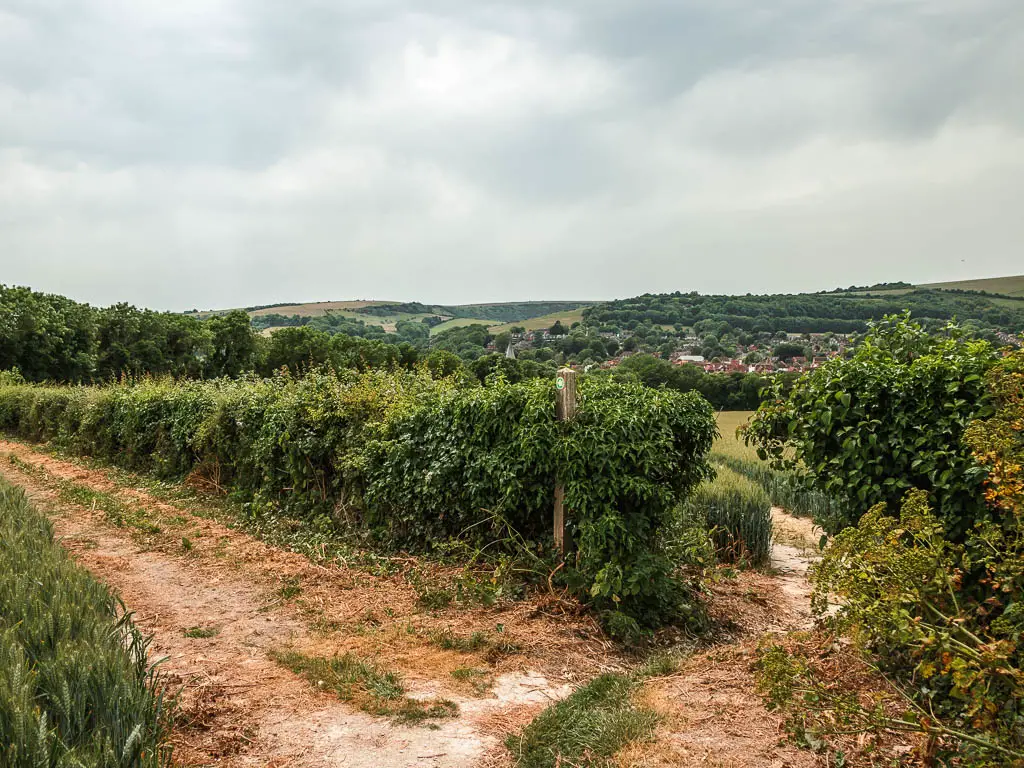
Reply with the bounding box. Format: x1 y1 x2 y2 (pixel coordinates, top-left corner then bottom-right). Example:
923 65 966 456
628 509 823 767
0 442 581 767
0 440 824 767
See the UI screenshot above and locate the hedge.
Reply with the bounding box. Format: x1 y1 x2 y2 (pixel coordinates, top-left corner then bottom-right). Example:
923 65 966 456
0 371 717 633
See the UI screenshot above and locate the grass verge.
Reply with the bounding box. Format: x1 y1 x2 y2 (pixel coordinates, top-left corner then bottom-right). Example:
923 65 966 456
5 452 161 534
270 649 458 726
507 673 659 768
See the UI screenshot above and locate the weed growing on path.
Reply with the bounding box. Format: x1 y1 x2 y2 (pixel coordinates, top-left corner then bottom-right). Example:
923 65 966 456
270 649 458 725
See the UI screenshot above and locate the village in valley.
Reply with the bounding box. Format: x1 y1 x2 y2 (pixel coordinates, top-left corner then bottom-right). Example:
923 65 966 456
496 326 851 374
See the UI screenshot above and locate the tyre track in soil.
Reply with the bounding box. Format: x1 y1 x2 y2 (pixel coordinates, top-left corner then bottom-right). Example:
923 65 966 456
0 441 582 768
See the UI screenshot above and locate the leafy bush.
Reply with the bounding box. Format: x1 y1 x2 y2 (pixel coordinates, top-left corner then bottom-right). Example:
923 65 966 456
362 377 559 544
367 377 717 635
760 348 1024 765
746 314 998 537
686 465 772 566
0 372 717 634
0 478 171 766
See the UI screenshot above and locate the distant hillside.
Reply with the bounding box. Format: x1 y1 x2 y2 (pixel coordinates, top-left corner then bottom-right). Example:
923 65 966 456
192 274 1024 340
584 283 1024 336
221 299 596 336
354 300 591 324
918 274 1024 298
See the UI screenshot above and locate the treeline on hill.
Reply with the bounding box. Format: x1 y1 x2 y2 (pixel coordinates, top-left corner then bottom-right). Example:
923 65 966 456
5 283 1019 413
0 285 785 410
0 371 716 639
584 288 1024 335
744 315 1024 764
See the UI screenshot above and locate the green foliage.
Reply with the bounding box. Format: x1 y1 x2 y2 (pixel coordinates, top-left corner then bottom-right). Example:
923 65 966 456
0 284 97 382
204 310 261 377
605 354 792 411
94 303 210 381
469 354 557 385
269 649 457 725
430 323 493 360
560 380 717 633
767 489 1024 764
685 465 772 566
754 343 1024 766
366 376 717 634
362 377 559 545
746 314 998 537
0 478 171 767
507 673 658 768
0 284 262 383
0 371 717 633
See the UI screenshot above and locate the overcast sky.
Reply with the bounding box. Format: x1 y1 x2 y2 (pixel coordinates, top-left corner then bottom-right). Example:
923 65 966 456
1 1 1022 311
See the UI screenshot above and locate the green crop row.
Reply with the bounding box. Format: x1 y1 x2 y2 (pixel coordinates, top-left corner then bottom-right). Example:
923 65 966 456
0 371 717 636
0 477 171 767
684 465 773 566
712 453 848 531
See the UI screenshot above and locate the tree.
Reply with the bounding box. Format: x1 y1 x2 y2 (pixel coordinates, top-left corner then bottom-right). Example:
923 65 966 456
395 319 429 345
424 350 464 378
0 285 97 382
94 304 210 380
548 320 567 336
261 326 333 374
773 342 807 361
493 332 512 354
205 310 259 378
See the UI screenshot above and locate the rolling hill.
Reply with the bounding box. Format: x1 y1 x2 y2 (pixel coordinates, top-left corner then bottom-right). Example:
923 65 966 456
196 273 1024 340
199 299 597 335
918 274 1024 298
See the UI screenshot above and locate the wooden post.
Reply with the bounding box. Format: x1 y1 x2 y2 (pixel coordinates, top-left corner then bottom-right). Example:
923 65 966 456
554 367 577 556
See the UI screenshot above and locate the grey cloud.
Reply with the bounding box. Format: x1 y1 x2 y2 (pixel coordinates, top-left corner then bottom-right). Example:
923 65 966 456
0 0 1022 309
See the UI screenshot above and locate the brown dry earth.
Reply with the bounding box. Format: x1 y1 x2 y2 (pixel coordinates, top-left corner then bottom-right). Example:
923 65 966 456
0 440 826 768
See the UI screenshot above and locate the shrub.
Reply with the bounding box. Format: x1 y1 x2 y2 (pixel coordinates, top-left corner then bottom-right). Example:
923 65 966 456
746 314 998 538
686 465 772 566
760 349 1024 764
0 478 171 766
362 376 559 544
366 376 718 635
